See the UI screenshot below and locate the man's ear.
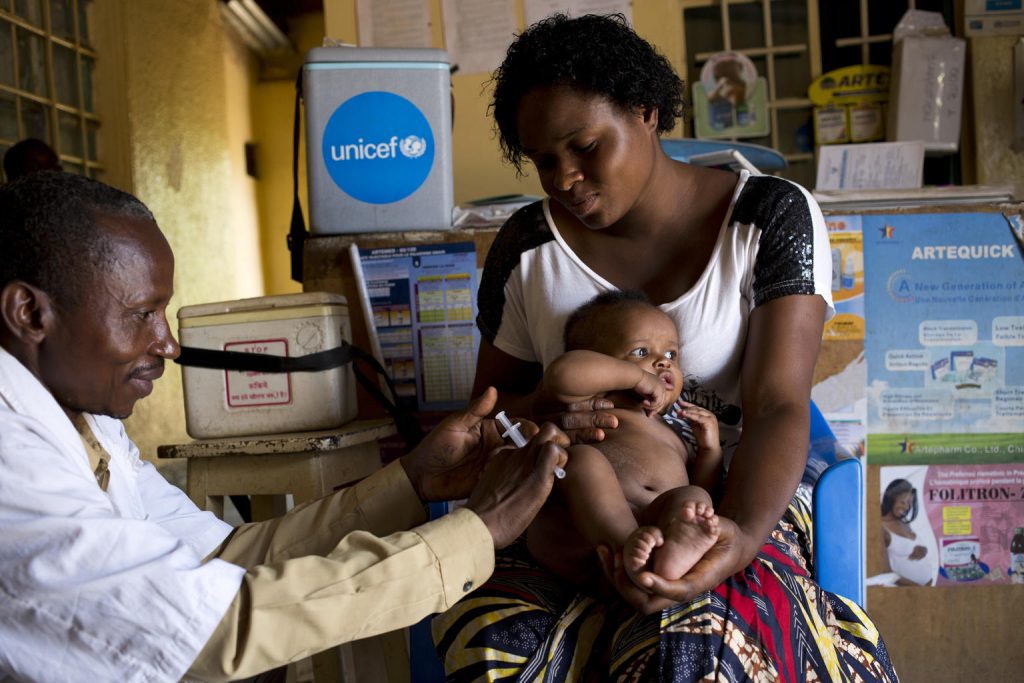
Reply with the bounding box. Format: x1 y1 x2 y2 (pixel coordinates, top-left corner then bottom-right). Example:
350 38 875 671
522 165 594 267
0 281 56 345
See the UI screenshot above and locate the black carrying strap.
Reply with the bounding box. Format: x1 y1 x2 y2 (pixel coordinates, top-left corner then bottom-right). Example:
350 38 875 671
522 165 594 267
287 71 308 283
175 342 424 448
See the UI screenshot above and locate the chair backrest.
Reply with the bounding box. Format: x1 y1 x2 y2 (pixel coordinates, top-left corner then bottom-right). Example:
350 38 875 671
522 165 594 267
812 457 866 607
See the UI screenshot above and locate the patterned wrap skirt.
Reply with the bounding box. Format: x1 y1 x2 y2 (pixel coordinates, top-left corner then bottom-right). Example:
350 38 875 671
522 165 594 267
432 497 898 682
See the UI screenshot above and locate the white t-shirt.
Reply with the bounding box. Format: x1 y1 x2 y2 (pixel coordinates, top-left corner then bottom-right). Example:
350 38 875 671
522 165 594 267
0 347 244 682
477 172 834 463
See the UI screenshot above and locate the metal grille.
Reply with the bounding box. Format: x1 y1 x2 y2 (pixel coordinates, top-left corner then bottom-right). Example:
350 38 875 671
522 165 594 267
680 0 933 189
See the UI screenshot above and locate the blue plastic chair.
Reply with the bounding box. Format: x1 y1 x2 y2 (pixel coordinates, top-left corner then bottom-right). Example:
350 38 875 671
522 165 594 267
410 402 865 680
660 138 787 172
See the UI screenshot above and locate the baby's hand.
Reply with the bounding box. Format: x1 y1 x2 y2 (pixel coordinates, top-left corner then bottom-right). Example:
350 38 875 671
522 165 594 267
633 370 668 411
676 402 720 451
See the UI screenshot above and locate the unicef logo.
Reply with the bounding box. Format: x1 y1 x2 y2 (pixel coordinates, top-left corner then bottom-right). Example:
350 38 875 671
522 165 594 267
321 91 434 204
399 135 427 159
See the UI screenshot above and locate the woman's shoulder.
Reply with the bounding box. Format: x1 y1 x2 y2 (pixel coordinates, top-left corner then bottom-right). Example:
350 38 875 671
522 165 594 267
730 174 815 228
482 199 558 278
490 200 555 252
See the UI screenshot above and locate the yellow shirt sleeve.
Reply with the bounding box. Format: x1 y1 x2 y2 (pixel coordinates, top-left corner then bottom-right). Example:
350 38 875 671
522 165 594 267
188 461 495 682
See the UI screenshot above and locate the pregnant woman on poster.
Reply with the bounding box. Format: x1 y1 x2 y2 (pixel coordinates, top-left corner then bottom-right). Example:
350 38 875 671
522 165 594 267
881 478 935 586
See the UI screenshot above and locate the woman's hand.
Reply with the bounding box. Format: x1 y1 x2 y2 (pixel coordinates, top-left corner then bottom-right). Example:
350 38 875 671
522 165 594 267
597 516 750 612
909 545 927 561
529 389 619 445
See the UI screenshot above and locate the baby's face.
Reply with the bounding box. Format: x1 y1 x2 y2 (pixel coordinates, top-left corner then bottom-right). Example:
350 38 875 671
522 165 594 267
593 305 684 412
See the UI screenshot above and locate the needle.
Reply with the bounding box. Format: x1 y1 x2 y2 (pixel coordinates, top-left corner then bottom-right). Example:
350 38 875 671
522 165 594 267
495 410 566 479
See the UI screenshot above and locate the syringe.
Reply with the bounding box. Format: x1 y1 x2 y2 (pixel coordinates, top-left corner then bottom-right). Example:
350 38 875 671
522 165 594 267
495 410 566 479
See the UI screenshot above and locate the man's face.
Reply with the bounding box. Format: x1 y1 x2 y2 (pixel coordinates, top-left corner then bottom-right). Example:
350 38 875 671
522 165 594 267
39 213 180 419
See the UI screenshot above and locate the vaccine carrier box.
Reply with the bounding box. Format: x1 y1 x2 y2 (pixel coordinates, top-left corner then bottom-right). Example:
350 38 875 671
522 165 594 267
178 293 357 439
303 46 453 233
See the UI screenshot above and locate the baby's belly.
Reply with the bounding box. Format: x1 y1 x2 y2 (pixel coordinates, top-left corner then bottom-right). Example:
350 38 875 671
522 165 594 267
598 434 688 509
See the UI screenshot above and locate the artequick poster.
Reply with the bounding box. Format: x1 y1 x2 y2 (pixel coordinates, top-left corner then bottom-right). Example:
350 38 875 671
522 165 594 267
863 212 1024 465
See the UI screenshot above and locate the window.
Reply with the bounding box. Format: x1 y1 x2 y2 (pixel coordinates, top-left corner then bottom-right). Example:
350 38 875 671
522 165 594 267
681 0 954 189
0 0 100 179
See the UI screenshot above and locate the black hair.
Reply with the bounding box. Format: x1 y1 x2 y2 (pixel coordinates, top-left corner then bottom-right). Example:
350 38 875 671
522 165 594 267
881 478 918 523
564 289 655 351
0 171 155 308
3 138 61 182
491 13 686 173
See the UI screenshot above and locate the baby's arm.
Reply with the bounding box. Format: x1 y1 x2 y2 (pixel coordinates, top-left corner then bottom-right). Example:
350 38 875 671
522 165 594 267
675 402 724 497
545 350 665 407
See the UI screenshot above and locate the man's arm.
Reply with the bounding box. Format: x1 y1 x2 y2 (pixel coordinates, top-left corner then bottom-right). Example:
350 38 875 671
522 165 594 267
189 389 569 681
191 501 495 681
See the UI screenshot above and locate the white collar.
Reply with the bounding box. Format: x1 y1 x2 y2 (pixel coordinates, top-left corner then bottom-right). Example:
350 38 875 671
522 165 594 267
0 345 94 472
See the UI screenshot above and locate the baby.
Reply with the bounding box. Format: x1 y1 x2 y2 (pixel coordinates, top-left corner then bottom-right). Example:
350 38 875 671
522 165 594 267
525 291 724 595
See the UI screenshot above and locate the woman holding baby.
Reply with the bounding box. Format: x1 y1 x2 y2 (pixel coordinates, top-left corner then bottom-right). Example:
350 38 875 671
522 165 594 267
433 13 897 682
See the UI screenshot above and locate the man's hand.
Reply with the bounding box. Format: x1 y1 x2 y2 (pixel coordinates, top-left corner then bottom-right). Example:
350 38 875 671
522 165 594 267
400 387 514 502
465 422 569 548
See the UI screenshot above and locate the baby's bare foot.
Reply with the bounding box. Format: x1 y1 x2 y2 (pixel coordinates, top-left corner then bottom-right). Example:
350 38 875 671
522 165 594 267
623 526 663 585
651 501 720 580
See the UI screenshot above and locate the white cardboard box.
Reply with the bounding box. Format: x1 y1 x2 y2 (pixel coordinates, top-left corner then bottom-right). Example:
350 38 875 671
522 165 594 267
887 33 965 153
178 292 358 439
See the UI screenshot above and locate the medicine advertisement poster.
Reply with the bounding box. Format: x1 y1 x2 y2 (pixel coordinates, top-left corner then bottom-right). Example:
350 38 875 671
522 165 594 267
862 212 1024 465
359 243 479 411
873 465 1024 588
810 215 867 458
824 215 865 341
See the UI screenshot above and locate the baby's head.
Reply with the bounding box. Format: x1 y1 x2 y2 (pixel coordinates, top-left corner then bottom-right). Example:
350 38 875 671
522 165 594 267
564 291 683 412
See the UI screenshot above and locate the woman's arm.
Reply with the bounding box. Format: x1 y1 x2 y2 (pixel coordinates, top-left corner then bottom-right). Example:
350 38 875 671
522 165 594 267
717 294 826 561
472 338 543 415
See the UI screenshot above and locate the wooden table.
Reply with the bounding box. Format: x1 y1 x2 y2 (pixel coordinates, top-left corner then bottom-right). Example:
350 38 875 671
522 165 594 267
157 420 396 519
158 419 410 683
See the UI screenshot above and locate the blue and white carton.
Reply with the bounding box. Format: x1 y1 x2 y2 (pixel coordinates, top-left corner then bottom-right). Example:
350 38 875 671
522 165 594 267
303 46 453 233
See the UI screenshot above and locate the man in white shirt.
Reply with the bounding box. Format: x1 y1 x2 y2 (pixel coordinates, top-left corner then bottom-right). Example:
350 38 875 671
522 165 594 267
0 171 568 682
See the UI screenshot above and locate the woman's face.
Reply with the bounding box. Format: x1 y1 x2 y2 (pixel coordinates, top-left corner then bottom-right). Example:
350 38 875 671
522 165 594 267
890 491 915 520
515 86 659 230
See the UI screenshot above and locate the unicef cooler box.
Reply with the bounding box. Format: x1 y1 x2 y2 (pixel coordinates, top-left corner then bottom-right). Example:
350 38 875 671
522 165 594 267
178 293 357 439
303 47 453 233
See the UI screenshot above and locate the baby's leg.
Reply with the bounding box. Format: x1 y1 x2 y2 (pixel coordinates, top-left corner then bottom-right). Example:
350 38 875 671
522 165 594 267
558 444 638 550
527 444 638 586
634 486 719 581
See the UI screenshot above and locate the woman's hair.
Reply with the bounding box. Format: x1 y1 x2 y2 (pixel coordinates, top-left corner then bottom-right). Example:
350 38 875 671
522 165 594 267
880 478 918 522
491 13 685 173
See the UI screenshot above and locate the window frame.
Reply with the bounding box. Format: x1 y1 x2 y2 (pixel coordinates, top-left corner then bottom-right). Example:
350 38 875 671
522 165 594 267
0 0 102 177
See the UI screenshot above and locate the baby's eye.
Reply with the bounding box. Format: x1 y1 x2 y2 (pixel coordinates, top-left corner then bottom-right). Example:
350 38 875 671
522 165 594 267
665 350 677 360
629 347 649 358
